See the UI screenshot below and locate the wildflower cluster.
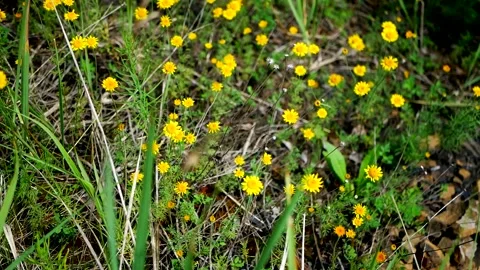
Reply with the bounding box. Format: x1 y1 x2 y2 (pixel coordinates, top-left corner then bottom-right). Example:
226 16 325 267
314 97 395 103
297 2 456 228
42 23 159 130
215 54 237 77
70 35 98 51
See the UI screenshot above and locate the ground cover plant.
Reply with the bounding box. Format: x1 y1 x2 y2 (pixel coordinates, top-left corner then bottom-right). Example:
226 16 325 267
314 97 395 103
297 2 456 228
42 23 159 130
1 0 480 269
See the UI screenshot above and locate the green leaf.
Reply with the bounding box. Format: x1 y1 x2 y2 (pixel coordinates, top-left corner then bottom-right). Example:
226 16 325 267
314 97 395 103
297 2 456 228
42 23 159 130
322 141 347 183
357 150 375 183
0 142 20 239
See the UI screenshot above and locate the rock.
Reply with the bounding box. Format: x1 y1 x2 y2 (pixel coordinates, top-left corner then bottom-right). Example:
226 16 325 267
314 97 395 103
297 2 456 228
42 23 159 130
433 202 464 226
424 239 444 266
440 184 456 202
456 200 479 238
458 168 471 180
458 237 477 262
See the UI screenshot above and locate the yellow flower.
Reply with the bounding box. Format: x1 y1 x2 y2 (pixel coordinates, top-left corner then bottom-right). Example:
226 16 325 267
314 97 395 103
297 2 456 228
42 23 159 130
353 81 372 96
289 26 298 34
316 108 327 119
188 32 197 40
376 251 387 263
365 164 383 182
85 35 98 49
169 113 179 120
353 204 367 217
205 42 213 49
102 77 119 92
425 152 431 159
160 15 171 27
233 168 245 178
314 100 321 107
171 35 183 47
174 181 189 196
302 173 323 193
405 30 417 39
222 8 237 20
284 184 295 196
64 10 79 21
227 0 242 12
234 156 245 166
177 249 185 256
390 94 405 108
157 0 175 9
206 0 215 3
255 34 268 46
43 0 62 11
282 109 299 125
167 201 175 209
396 16 402 22
381 56 398 71
342 48 349 55
211 58 217 64
174 99 181 106
70 35 87 51
346 229 356 238
209 215 216 222
261 152 272 165
334 225 346 237
258 20 268 28
302 128 315 140
309 44 320 55
339 185 345 192
142 141 160 155
211 81 223 92
308 207 315 213
381 21 396 30
163 121 182 138
62 0 74 6
307 79 318 88
443 65 451 73
207 121 221 133
0 70 8 89
117 123 125 131
184 132 196 144
292 42 309 57
381 27 399 42
353 65 366 77
171 129 184 143
294 65 307 76
130 171 144 182
213 7 223 18
473 86 480 97
352 216 363 227
162 61 177 75
328 73 344 87
157 161 170 174
182 97 194 108
391 244 397 251
348 34 365 51
243 27 252 35
241 175 263 195
134 7 148 20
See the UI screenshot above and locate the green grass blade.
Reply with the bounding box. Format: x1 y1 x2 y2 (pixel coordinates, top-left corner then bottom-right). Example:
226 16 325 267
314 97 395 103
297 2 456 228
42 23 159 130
103 162 119 270
6 218 69 270
0 141 20 239
255 191 302 270
467 42 480 77
29 116 95 199
287 0 308 41
19 0 31 134
132 119 156 270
